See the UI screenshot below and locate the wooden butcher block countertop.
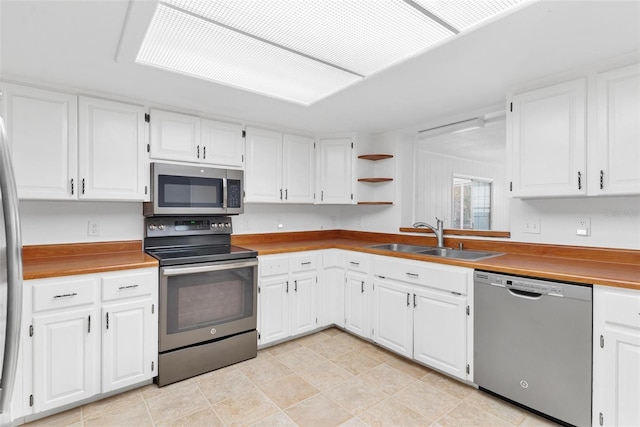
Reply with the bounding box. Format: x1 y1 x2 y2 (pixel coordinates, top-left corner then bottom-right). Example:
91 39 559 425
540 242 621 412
233 230 640 291
23 241 158 280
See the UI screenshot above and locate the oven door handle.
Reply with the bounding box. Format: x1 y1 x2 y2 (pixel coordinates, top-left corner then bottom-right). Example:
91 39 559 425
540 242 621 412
162 259 258 276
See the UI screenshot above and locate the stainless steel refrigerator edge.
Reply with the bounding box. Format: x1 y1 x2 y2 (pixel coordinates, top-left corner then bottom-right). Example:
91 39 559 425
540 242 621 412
0 116 24 423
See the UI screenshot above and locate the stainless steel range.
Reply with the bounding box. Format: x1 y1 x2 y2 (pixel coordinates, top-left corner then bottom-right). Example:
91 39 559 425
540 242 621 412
144 216 258 386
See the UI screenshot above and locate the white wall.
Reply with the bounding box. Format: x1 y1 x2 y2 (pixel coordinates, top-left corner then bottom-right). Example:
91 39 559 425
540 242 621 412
233 204 341 234
19 201 143 245
510 196 640 250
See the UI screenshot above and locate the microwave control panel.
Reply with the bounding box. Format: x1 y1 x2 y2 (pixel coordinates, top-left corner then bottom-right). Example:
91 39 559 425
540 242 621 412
227 179 242 208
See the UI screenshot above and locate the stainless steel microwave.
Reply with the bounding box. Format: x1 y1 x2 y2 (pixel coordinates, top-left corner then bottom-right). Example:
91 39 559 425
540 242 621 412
144 163 243 216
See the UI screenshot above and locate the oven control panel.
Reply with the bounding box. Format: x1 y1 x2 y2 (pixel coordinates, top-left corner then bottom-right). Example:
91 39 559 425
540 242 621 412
145 216 233 237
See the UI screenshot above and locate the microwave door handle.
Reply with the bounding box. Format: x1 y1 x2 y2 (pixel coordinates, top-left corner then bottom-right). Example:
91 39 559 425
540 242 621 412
222 178 227 209
162 259 258 276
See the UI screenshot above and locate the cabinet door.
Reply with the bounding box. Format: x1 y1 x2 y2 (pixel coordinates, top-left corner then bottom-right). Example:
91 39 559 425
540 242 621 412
508 78 586 197
149 109 200 162
595 64 640 195
258 275 289 345
320 265 345 327
102 299 155 393
245 127 283 203
201 118 244 167
290 273 316 336
33 306 98 412
344 272 368 338
78 96 147 201
372 278 413 358
413 287 467 380
283 134 315 203
318 138 354 204
1 82 77 200
598 327 640 427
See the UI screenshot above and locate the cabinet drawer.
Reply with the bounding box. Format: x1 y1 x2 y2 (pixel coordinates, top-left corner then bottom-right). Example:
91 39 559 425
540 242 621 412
601 288 640 329
374 257 470 295
345 252 369 273
290 252 317 273
102 269 155 302
260 255 289 277
32 277 97 313
374 257 429 286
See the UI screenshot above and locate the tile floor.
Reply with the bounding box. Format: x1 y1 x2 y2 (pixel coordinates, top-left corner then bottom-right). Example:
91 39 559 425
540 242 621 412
24 328 559 427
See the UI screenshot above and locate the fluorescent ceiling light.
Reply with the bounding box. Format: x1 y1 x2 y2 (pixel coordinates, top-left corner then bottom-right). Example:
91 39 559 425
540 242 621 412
133 0 531 106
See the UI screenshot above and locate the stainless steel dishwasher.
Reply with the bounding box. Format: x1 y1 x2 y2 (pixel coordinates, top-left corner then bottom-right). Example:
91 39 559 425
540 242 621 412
474 271 592 427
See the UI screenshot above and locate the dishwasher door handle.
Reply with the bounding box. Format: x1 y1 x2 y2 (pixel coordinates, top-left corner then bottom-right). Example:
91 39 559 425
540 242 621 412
507 288 543 300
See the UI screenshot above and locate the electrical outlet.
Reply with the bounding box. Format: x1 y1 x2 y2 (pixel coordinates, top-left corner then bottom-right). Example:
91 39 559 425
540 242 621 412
576 217 591 236
87 221 100 236
523 218 541 234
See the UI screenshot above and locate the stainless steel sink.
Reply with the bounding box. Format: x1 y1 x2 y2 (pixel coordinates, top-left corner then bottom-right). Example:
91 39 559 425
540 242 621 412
368 243 502 261
368 243 436 253
417 247 502 261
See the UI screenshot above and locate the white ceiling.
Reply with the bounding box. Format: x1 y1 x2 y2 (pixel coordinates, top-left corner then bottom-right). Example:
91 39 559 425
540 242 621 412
1 0 639 135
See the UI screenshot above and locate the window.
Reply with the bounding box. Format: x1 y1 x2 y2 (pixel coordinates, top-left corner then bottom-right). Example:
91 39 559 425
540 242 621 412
452 176 492 230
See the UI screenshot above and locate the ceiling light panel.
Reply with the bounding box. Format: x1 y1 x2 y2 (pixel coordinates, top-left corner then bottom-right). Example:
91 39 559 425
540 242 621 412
137 4 360 105
413 0 530 31
162 0 454 76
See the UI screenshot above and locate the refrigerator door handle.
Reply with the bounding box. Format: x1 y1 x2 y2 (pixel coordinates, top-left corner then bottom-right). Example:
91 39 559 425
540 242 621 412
0 117 23 414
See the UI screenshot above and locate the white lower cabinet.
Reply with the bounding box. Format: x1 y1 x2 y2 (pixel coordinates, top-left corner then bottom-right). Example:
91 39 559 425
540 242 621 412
372 255 473 381
33 305 99 412
344 252 371 339
319 250 345 328
372 277 412 357
258 252 318 345
593 285 640 427
24 268 158 417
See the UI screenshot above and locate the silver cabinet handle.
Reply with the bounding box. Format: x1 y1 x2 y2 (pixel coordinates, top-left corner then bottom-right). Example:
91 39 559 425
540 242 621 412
577 171 582 190
285 189 288 200
118 284 139 290
406 293 410 306
106 312 109 330
197 145 200 158
70 178 74 195
413 294 417 307
280 189 283 200
321 190 324 201
53 292 77 299
294 280 298 292
406 272 419 278
361 281 365 293
349 261 359 266
600 170 604 189
286 281 289 293
301 262 311 266
203 146 206 159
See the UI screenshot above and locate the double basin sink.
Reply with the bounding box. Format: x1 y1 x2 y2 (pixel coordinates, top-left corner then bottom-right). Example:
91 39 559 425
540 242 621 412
368 243 502 261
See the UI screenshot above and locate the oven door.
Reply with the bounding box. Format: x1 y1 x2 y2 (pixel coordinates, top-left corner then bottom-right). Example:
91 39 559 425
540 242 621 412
159 258 257 352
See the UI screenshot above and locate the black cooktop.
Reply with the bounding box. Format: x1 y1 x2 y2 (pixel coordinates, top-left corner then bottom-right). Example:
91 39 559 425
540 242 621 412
146 245 257 266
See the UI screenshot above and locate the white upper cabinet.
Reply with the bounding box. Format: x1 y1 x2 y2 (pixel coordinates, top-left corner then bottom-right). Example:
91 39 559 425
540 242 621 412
317 137 354 204
149 109 200 163
245 127 283 203
201 118 244 168
1 82 78 200
283 133 315 203
245 127 315 204
594 64 640 195
149 109 244 168
508 78 587 197
78 96 147 201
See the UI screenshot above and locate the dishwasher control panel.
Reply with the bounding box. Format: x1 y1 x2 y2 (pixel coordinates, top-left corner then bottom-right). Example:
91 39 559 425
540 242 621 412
474 271 592 300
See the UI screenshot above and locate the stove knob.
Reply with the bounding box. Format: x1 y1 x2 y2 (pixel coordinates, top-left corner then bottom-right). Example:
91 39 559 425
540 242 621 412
158 224 165 230
225 222 231 228
217 222 224 228
149 224 156 231
210 223 216 228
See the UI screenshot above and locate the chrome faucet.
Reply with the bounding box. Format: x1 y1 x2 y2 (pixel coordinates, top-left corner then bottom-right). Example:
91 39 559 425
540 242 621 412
413 218 445 248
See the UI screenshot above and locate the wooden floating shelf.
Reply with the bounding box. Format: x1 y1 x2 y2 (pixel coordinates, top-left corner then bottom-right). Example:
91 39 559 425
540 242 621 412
357 202 393 205
358 178 393 183
358 154 394 161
